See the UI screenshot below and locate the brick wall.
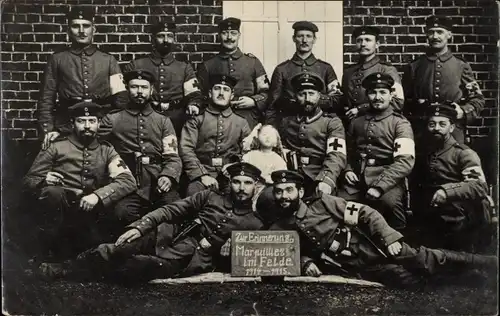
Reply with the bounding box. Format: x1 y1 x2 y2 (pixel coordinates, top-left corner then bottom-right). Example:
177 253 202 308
0 0 498 141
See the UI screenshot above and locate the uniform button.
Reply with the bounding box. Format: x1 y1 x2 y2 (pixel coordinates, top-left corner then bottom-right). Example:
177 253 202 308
140 119 144 123
303 69 307 72
84 85 88 88
140 133 144 136
301 125 306 129
222 219 227 222
160 69 165 72
230 69 235 72
84 79 88 82
435 94 439 98
353 98 357 102
196 247 201 250
217 224 221 228
317 242 320 246
435 87 440 90
83 177 87 180
437 65 441 68
370 123 374 126
160 76 164 79
84 71 89 75
217 146 221 149
312 237 316 240
159 263 163 266
84 65 88 68
142 147 146 150
140 126 144 129
140 140 144 144
436 79 440 83
436 72 441 76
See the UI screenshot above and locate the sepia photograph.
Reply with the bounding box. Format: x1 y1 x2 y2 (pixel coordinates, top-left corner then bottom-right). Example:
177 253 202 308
1 0 498 314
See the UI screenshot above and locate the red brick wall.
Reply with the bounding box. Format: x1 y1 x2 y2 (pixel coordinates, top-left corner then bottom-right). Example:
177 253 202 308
1 0 497 141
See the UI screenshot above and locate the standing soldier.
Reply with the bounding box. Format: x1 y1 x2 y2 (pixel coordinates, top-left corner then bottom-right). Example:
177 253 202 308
342 26 404 124
412 102 493 252
180 74 251 196
123 21 203 136
38 6 128 150
280 72 346 197
339 73 414 231
403 15 484 144
99 70 182 229
266 21 342 127
197 17 270 129
23 102 137 260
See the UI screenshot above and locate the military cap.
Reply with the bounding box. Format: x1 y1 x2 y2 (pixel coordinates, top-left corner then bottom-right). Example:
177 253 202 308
271 170 304 185
68 101 103 118
67 6 94 22
219 17 241 31
226 162 262 180
151 21 176 35
123 69 156 84
361 72 395 90
426 102 457 121
352 26 381 39
209 74 238 90
292 21 319 33
425 15 453 31
290 72 325 92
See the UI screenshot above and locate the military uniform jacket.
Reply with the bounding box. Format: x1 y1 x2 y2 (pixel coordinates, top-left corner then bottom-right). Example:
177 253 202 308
100 103 182 200
23 134 137 207
281 109 347 190
266 53 341 124
197 49 269 128
403 50 484 126
123 52 202 109
346 108 415 194
128 189 263 269
268 194 403 269
180 105 251 181
342 56 404 114
415 136 490 225
38 45 128 133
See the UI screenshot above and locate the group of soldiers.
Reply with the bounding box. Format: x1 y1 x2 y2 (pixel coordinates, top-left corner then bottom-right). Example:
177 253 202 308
21 7 497 287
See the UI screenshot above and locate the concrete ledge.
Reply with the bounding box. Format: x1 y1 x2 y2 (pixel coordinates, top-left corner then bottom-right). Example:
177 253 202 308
149 272 383 287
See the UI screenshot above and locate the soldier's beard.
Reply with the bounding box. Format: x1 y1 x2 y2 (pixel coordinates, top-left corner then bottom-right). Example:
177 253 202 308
77 130 97 144
429 132 446 147
301 103 317 116
278 197 300 213
155 43 172 56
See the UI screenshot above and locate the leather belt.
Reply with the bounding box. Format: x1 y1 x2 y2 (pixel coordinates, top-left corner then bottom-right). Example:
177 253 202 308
364 157 393 167
298 155 324 166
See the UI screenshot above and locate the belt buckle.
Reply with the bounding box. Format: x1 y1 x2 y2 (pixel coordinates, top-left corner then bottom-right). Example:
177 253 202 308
300 157 310 165
141 156 150 165
329 240 340 253
367 158 375 166
212 158 223 167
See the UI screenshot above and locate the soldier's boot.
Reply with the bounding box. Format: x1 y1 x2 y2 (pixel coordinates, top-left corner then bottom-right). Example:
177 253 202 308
439 249 498 270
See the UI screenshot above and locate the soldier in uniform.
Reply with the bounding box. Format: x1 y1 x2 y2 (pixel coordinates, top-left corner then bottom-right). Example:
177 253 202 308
279 72 346 197
265 21 342 127
341 26 404 124
258 170 497 288
99 70 182 231
197 17 270 129
23 102 137 260
403 15 484 144
411 103 493 252
180 74 251 197
38 6 128 150
38 162 264 282
339 73 414 231
123 21 203 136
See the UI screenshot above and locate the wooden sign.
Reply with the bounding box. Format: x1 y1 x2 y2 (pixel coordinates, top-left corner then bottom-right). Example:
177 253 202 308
231 230 300 277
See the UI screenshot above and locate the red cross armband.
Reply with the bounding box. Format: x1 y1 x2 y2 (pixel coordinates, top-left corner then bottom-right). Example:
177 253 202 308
326 137 346 155
393 138 415 158
344 201 363 226
462 166 486 182
162 135 179 155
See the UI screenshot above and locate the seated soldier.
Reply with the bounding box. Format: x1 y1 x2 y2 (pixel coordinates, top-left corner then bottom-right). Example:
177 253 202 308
180 74 251 196
257 170 497 288
23 102 137 260
338 73 414 231
411 102 494 252
38 162 264 283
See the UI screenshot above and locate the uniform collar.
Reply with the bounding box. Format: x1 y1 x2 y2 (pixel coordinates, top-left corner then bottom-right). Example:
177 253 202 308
218 48 244 60
365 107 393 121
206 104 233 117
225 195 253 215
425 48 453 62
360 55 380 70
68 134 99 150
149 51 175 66
291 53 317 66
125 103 154 116
294 201 309 219
297 108 323 124
69 44 97 56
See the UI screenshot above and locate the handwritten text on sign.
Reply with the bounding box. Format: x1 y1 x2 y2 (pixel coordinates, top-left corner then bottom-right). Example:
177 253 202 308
231 231 300 277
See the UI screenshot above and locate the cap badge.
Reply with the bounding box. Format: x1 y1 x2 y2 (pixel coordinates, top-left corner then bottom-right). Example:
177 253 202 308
138 76 142 79
377 79 381 83
240 171 245 176
434 23 438 27
361 31 366 35
282 178 286 182
84 107 88 111
376 73 381 78
436 107 440 111
435 112 440 116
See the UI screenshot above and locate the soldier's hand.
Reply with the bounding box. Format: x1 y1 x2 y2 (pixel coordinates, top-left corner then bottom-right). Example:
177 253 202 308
115 228 142 246
345 107 359 120
157 176 172 193
42 131 60 150
430 189 447 207
366 187 382 200
45 171 65 186
316 182 332 195
451 102 464 119
344 171 359 186
387 241 402 256
231 96 255 109
304 262 322 277
79 193 100 212
186 105 200 116
201 175 219 191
